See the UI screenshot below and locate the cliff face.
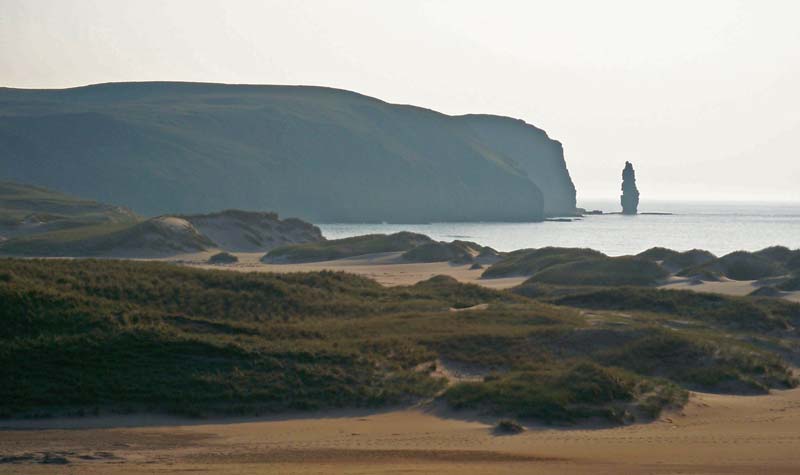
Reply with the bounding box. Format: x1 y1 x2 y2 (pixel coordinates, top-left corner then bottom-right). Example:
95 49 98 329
458 115 577 216
0 82 577 223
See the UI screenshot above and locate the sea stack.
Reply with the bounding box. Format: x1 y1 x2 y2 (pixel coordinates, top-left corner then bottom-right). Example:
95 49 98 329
620 161 639 215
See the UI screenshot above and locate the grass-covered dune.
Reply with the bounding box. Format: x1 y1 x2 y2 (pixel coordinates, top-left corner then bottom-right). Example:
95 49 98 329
680 250 789 281
2 259 798 424
262 232 433 263
637 247 716 273
523 256 669 287
0 181 324 257
482 247 605 278
485 245 799 288
779 278 800 291
636 247 679 261
0 216 215 257
208 251 238 264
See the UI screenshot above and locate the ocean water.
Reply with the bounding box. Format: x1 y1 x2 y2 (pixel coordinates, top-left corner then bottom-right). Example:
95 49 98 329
318 200 800 257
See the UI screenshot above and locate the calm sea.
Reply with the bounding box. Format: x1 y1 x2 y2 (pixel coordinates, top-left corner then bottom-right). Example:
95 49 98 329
318 200 800 257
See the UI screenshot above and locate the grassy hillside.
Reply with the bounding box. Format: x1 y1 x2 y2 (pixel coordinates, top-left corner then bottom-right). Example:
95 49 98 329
0 183 324 257
2 259 798 424
0 217 214 257
482 249 667 287
0 181 139 237
0 82 579 222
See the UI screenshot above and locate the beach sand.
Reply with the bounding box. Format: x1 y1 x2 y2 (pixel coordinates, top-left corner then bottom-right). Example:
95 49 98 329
177 251 528 289
173 251 800 302
3 387 800 474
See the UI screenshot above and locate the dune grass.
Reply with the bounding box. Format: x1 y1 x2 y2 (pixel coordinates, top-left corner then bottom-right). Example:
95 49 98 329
1 258 798 423
446 362 686 423
263 232 433 263
637 247 680 261
0 181 138 225
680 251 788 281
549 287 798 331
482 247 605 278
524 256 669 286
208 251 239 264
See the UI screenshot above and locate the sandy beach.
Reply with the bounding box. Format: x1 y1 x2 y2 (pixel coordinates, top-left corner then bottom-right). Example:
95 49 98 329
3 386 800 474
177 251 529 289
173 250 800 302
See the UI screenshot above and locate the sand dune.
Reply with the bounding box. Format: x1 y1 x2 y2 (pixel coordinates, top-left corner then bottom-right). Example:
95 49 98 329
4 387 800 474
4 252 800 473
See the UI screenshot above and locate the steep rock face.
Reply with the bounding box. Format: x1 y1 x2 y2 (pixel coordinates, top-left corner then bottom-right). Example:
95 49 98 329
621 161 640 215
0 82 577 223
458 115 577 216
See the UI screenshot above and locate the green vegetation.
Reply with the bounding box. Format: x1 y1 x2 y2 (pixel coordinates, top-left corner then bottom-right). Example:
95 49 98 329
447 362 686 423
0 182 141 255
0 181 138 229
0 222 141 256
754 246 800 264
494 419 525 434
482 247 605 278
749 286 782 298
0 182 322 257
0 217 213 257
662 249 716 273
208 252 238 264
775 273 800 292
3 258 799 425
778 275 800 291
524 256 669 286
549 287 799 332
681 250 788 281
637 247 680 261
263 232 433 263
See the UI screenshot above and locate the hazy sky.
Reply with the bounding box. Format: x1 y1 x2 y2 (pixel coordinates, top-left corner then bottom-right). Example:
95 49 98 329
2 0 799 203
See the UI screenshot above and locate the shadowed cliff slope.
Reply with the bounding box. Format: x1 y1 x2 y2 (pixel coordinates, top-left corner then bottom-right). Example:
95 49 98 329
458 114 576 215
0 82 576 222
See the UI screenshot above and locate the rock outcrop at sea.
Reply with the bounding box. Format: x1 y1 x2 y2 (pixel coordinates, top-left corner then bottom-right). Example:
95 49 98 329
621 161 640 215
